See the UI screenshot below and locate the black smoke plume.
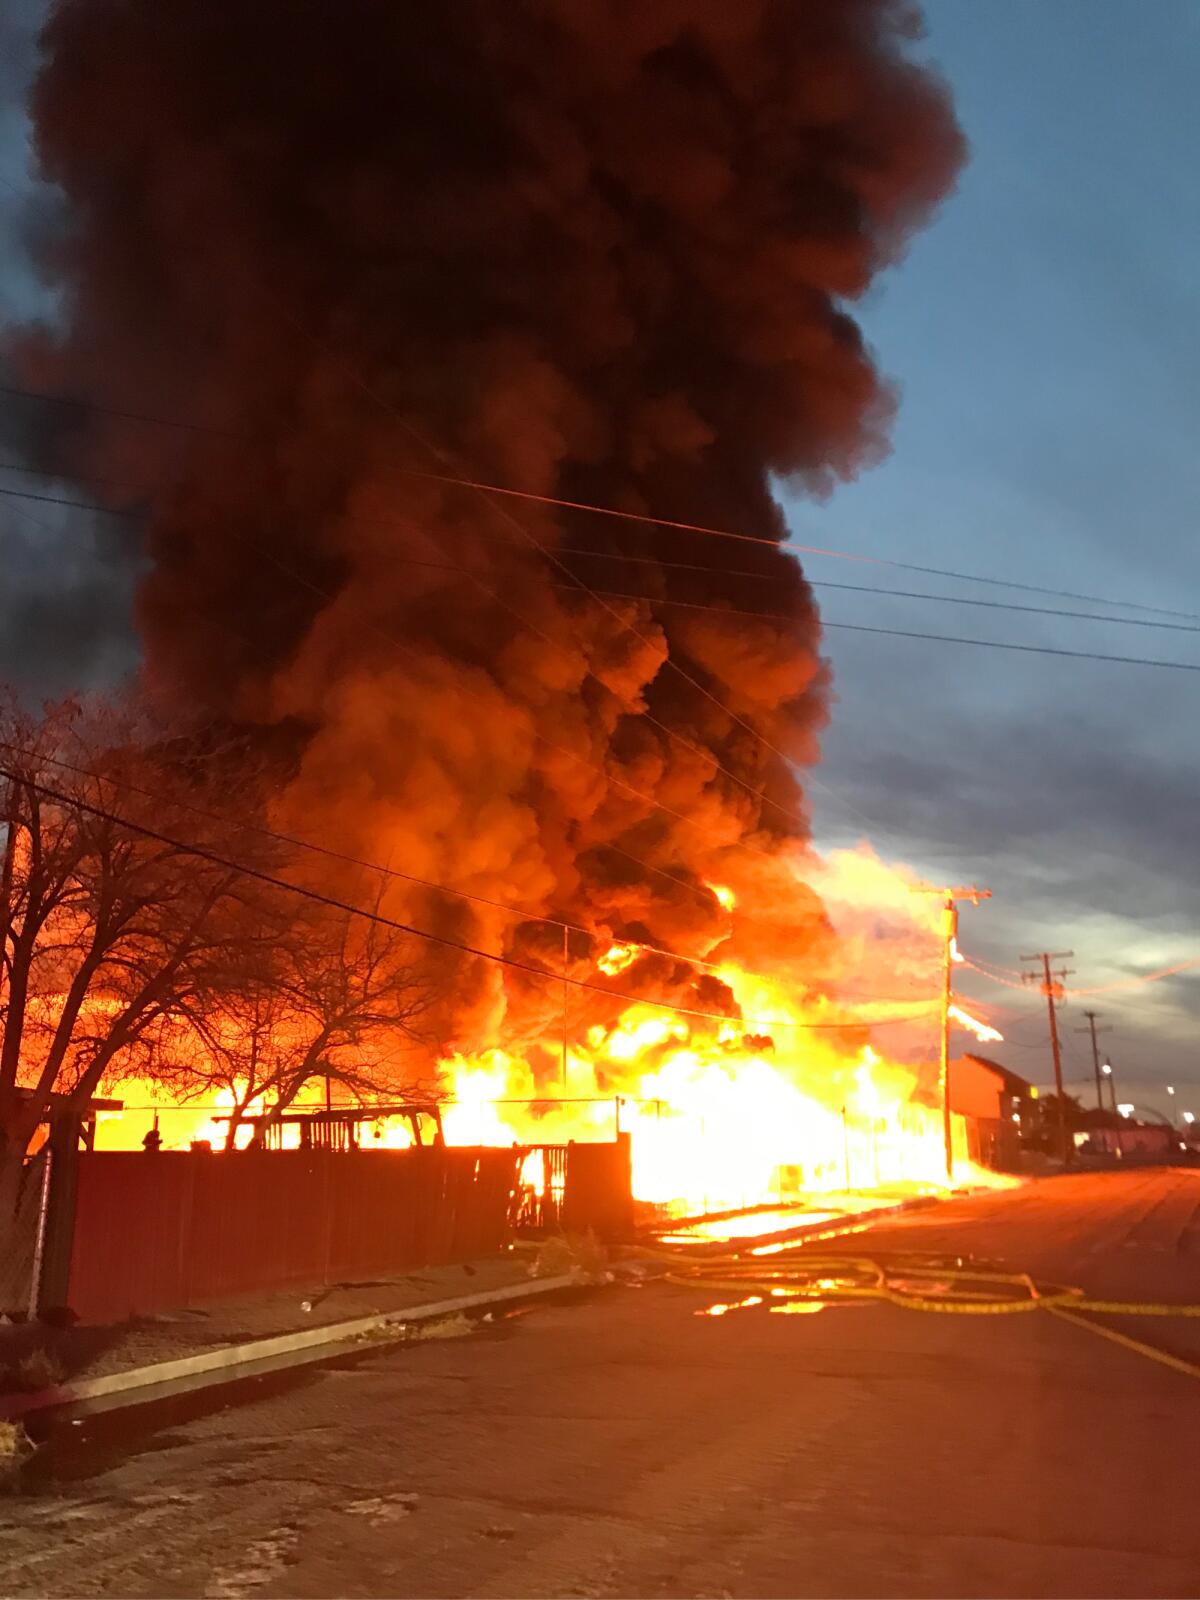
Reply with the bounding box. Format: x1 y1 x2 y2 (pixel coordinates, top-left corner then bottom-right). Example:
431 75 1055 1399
14 0 963 1059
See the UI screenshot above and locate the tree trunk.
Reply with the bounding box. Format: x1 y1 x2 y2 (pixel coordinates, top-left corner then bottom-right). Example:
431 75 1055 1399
224 1102 250 1151
0 1136 27 1265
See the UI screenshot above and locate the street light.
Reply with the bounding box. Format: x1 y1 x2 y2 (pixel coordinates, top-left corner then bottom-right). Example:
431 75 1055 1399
1184 1111 1195 1125
1117 1103 1134 1118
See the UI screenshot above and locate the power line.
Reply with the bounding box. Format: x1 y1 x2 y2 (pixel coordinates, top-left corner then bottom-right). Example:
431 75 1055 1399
0 478 866 844
960 957 1031 991
3 471 827 909
552 547 1200 636
400 467 1198 624
9 459 1200 641
1 763 936 1033
0 484 144 520
1 378 1192 621
819 619 1200 674
16 480 904 929
10 479 1200 677
547 586 1200 675
1068 959 1200 996
0 381 241 440
245 537 833 884
0 737 572 930
0 734 788 988
266 320 888 847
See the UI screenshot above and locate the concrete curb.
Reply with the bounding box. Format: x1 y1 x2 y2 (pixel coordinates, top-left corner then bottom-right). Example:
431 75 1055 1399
0 1273 581 1422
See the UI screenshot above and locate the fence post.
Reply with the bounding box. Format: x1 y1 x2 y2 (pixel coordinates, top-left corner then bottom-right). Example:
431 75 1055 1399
26 1148 53 1321
36 1114 82 1315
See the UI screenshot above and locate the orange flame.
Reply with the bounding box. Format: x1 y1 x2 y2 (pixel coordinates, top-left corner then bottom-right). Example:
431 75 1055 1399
89 844 1014 1207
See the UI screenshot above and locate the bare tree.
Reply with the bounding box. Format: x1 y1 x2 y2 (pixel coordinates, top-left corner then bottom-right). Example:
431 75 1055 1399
168 894 438 1148
0 697 283 1236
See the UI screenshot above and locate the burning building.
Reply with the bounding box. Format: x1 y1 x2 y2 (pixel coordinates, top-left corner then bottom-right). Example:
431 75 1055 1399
14 1 970 1212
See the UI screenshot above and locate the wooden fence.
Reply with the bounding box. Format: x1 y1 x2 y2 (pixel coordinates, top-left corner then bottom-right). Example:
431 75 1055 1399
59 1146 522 1324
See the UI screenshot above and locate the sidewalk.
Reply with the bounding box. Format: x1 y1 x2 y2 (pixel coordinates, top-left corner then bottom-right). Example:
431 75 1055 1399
0 1191 943 1400
2 1249 535 1390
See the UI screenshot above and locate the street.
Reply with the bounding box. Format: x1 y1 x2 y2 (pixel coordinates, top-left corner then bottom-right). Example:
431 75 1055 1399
3 1170 1200 1599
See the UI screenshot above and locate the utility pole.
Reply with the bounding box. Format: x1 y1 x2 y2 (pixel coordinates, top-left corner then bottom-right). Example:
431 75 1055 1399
938 885 991 1183
561 924 569 1087
1076 1010 1111 1113
1022 951 1074 1166
1101 1058 1118 1116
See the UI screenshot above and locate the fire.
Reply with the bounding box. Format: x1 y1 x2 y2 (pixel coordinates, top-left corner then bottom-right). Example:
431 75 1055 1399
427 861 993 1214
698 1295 762 1317
88 844 1014 1210
597 941 638 976
947 1004 1003 1045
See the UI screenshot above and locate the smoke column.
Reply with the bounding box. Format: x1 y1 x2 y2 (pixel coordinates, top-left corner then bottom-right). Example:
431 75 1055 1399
14 0 963 1062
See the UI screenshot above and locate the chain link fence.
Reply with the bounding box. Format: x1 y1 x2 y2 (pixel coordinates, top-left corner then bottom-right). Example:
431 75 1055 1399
0 1148 51 1318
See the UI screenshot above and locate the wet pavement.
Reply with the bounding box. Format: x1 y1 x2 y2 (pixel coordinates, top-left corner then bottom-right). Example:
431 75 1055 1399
2 1169 1199 1598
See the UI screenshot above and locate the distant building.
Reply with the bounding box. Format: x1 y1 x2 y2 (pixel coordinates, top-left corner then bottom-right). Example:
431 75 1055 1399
1083 1122 1181 1160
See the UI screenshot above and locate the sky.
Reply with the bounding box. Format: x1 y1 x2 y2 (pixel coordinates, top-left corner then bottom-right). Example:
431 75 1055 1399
1 0 1198 1116
780 0 1200 1114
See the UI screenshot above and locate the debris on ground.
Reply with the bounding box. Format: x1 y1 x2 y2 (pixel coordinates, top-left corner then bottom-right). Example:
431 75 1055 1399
344 1492 419 1524
529 1230 610 1283
16 1348 66 1391
0 1345 67 1395
610 1258 664 1286
0 1419 34 1488
405 1312 474 1342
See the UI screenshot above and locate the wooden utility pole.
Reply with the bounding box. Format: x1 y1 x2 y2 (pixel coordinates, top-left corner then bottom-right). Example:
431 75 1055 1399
1076 1010 1111 1112
561 923 569 1087
1022 951 1074 1165
938 885 991 1183
1102 1057 1119 1116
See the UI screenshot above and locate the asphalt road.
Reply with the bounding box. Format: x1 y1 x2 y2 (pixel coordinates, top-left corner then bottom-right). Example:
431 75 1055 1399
3 1169 1200 1599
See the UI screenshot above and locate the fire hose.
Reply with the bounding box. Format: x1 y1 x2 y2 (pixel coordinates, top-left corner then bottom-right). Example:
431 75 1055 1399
637 1244 1200 1381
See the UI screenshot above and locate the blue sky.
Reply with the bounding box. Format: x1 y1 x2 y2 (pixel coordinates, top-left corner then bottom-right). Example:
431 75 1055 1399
2 1 1198 1113
779 0 1200 1113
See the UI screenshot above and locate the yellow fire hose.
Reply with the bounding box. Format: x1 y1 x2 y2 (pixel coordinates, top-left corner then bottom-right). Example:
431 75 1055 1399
638 1244 1200 1380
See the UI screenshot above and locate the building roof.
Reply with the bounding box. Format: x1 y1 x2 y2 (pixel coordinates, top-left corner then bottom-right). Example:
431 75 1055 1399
962 1054 1034 1098
17 1088 124 1118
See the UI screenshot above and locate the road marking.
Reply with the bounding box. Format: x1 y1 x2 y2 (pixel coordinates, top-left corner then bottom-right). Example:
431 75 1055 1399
1046 1306 1200 1382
